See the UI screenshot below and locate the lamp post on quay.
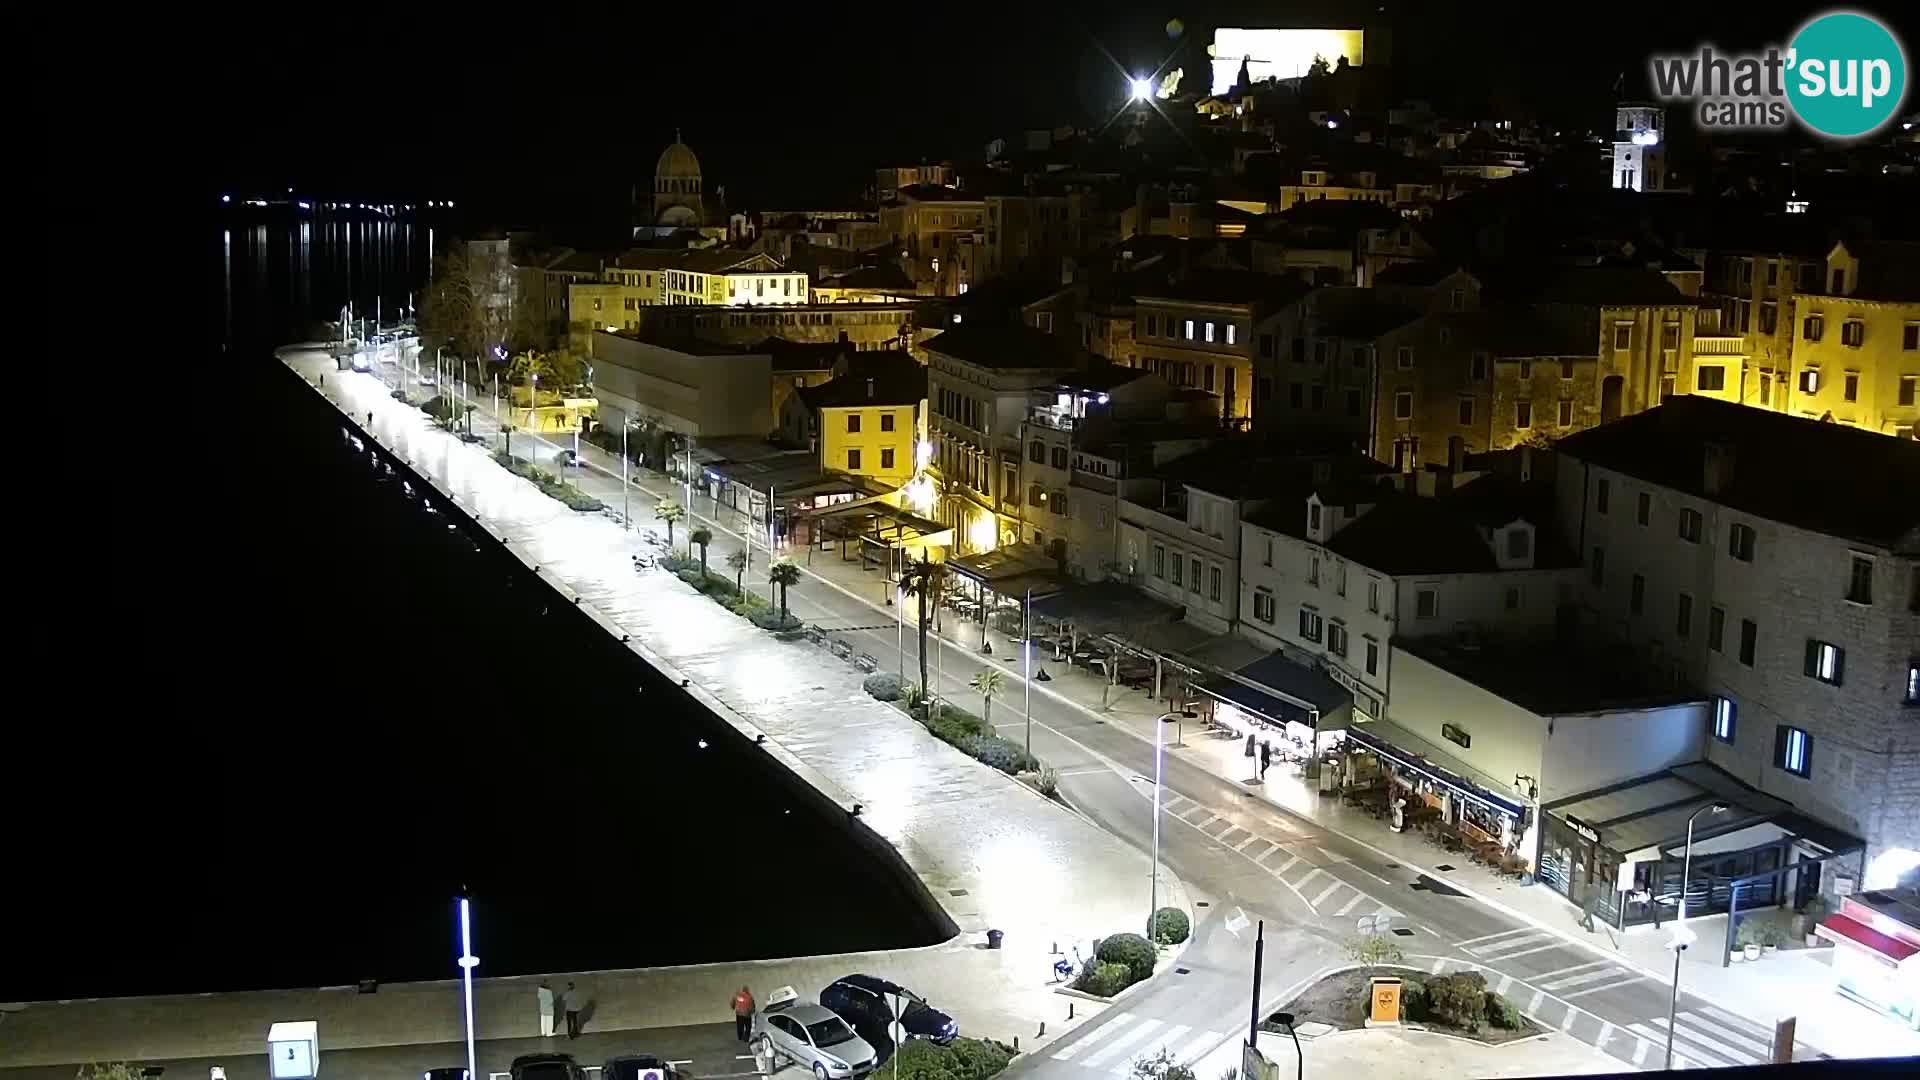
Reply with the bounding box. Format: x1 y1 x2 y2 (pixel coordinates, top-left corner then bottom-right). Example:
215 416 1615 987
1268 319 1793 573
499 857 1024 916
455 895 480 1080
1271 1011 1304 1080
1664 801 1728 1070
1149 709 1198 937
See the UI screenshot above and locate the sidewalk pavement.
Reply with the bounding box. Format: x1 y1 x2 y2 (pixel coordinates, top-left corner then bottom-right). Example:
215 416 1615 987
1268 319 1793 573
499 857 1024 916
1194 1025 1621 1080
0 352 1191 1073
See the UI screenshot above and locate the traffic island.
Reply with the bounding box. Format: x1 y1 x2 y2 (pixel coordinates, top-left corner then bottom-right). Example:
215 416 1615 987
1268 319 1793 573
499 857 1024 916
1274 967 1541 1044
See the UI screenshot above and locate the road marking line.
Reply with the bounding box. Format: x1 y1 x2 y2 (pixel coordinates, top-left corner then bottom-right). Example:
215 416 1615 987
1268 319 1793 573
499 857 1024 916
1533 958 1612 984
1561 977 1647 1000
1234 834 1262 853
1052 1012 1128 1060
1311 881 1345 907
1206 819 1235 838
1560 1006 1578 1032
1431 957 1448 973
1316 846 1348 863
1596 1022 1615 1049
1495 974 1513 995
1293 867 1326 893
1111 1023 1193 1076
1477 941 1568 963
1537 965 1627 992
1466 931 1555 956
1528 989 1545 1014
1454 927 1533 949
1632 1021 1739 1069
1335 893 1368 916
1183 808 1215 826
1693 1005 1776 1048
1270 854 1301 875
1173 1029 1226 1066
1677 1011 1770 1059
1245 839 1276 860
1632 1037 1650 1066
1220 827 1250 847
1079 1017 1166 1069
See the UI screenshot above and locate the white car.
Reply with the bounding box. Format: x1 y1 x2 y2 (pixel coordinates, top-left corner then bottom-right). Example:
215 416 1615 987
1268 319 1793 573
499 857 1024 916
753 986 878 1080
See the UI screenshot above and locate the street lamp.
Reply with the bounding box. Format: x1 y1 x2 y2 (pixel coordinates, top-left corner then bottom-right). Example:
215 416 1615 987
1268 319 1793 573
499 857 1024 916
456 895 480 1080
1130 76 1153 102
1149 709 1199 937
1022 585 1036 760
1271 1011 1303 1080
1664 801 1729 1070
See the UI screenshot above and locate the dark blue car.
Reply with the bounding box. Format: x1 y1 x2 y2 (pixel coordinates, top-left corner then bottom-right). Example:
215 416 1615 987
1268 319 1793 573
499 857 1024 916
819 974 958 1047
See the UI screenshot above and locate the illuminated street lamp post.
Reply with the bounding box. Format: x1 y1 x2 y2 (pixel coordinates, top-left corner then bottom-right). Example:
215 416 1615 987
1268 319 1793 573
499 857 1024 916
456 895 480 1080
1664 801 1729 1070
1149 709 1197 936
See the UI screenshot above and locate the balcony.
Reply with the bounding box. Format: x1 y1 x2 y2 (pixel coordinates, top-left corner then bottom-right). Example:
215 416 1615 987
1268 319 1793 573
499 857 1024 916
1694 335 1746 356
1028 407 1077 432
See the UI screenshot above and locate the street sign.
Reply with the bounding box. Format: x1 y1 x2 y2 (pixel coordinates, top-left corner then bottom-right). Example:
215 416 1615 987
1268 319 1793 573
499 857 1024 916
1368 978 1402 1025
1357 912 1391 935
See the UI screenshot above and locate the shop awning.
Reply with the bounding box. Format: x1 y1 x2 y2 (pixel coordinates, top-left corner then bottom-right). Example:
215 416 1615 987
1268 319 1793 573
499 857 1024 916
947 544 1063 591
1816 914 1920 966
1195 654 1354 732
1345 722 1526 818
1197 676 1315 729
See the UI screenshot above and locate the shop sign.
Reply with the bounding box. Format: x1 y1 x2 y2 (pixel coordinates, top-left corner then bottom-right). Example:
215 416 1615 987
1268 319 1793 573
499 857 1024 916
1324 664 1383 717
1441 723 1472 750
1565 814 1601 844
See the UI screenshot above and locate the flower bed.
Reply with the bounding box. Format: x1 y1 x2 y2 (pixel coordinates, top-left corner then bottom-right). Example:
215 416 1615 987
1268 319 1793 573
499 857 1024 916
1275 967 1539 1044
492 451 605 511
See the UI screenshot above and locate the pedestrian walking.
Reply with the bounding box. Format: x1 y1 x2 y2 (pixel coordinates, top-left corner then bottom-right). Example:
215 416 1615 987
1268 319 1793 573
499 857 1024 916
732 985 756 1042
1578 891 1601 932
1259 740 1272 777
565 980 584 1039
537 980 556 1037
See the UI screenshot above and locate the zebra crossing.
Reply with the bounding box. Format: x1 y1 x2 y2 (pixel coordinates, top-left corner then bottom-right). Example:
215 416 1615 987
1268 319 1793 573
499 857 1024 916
1154 792 1400 924
1045 1011 1231 1077
1439 931 1817 1070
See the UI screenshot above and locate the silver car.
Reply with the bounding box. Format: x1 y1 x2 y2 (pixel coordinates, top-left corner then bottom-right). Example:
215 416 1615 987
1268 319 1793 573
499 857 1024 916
753 986 878 1080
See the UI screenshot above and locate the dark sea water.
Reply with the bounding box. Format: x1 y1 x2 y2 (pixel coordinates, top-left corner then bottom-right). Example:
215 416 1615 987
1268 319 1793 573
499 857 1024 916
0 208 943 1001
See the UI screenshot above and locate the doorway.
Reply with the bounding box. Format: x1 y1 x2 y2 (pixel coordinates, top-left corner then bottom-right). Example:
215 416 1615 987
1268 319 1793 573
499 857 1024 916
1601 375 1625 423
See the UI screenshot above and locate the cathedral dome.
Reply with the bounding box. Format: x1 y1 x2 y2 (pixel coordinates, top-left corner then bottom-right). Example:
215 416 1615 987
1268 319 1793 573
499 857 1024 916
656 139 702 181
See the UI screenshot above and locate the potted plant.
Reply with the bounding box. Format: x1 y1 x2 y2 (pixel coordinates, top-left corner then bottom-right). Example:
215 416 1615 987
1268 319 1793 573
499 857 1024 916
1737 922 1763 962
1760 924 1781 956
1801 896 1830 946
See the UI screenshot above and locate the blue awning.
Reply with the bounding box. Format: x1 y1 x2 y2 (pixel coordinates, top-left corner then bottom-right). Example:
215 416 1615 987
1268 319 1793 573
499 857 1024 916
1196 677 1315 729
1346 724 1527 819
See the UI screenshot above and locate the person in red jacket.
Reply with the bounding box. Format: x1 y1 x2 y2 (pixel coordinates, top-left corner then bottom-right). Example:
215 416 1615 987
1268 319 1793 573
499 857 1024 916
732 985 756 1042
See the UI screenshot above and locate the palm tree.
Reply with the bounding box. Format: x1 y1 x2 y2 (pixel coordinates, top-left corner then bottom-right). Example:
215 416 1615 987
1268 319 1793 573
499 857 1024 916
899 555 949 702
768 560 802 621
725 549 749 596
970 669 1005 726
656 499 685 549
690 527 713 579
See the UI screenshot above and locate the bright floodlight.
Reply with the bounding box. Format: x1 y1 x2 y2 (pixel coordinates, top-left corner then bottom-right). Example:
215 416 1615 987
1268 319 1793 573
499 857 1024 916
1130 77 1153 101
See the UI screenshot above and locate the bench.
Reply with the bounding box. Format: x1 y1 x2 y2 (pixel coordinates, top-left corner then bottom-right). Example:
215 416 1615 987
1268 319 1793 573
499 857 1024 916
854 653 879 673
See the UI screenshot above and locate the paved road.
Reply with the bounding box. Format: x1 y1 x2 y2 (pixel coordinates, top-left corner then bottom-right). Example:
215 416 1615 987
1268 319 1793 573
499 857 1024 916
359 376 1815 1075
0 1023 744 1080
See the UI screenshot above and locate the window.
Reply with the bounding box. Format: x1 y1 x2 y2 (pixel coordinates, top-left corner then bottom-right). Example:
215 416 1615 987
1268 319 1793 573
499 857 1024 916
1365 640 1380 675
1519 359 1532 379
1209 566 1222 602
1591 546 1606 586
1805 639 1845 685
846 448 862 470
1190 557 1202 593
1367 579 1380 613
1760 301 1778 335
1458 398 1475 425
880 448 895 471
1394 390 1412 419
1841 320 1864 347
1662 323 1681 351
1678 508 1702 543
1469 352 1488 380
1504 585 1522 610
1259 333 1275 358
1308 555 1321 585
1169 554 1182 587
847 413 862 433
1397 346 1413 370
1184 319 1195 340
1901 375 1918 406
1775 725 1812 778
1630 574 1646 615
1298 607 1324 643
1803 314 1823 341
1415 588 1438 618
1697 366 1726 391
1227 324 1238 345
1560 358 1575 380
1558 399 1573 426
1328 622 1349 658
1515 401 1532 429
1506 529 1529 560
1263 537 1274 566
1908 659 1919 705
1597 477 1611 514
1290 383 1305 408
1677 592 1694 638
1347 388 1364 416
1708 605 1726 652
1729 523 1756 562
1153 545 1165 579
1799 368 1820 395
1739 618 1758 667
1713 696 1736 743
1846 555 1874 604
1146 314 1159 337
1336 563 1347 597
1028 440 1044 464
1844 372 1859 402
1450 288 1464 310
880 412 895 432
1253 589 1275 623
1613 324 1632 351
1904 323 1920 350
1204 321 1216 343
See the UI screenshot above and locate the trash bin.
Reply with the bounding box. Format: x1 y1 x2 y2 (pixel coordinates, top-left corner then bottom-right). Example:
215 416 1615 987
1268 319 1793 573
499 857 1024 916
986 929 1004 949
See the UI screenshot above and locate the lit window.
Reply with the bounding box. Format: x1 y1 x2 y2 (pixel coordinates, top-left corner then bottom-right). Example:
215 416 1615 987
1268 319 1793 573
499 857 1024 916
1907 659 1919 705
1184 319 1195 340
1776 725 1811 778
1204 321 1216 343
1804 639 1845 685
1713 696 1736 743
1841 320 1864 347
1227 324 1237 345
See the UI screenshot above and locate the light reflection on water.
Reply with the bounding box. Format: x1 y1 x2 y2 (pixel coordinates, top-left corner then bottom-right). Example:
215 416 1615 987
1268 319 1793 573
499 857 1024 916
218 212 430 350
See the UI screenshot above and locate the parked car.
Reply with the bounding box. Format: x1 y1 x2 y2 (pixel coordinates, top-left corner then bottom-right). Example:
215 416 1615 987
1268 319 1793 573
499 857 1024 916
603 1055 675 1080
820 974 959 1045
510 1054 586 1080
753 985 878 1080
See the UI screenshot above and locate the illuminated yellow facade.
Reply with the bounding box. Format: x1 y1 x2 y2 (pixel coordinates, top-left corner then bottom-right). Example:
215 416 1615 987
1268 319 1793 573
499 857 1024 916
1790 267 1920 438
818 402 923 487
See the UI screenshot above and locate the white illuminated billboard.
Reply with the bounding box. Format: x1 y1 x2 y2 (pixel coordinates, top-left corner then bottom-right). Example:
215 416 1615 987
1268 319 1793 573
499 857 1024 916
1211 28 1366 94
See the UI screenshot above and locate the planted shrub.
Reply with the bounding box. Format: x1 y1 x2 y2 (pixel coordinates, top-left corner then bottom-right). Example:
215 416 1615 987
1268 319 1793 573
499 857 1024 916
1097 932 1158 984
1073 960 1134 998
1401 978 1429 1021
1034 766 1060 798
888 1037 1015 1080
863 672 905 701
1486 993 1524 1029
1150 907 1191 946
960 734 1036 775
1425 971 1489 1031
749 609 802 632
